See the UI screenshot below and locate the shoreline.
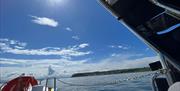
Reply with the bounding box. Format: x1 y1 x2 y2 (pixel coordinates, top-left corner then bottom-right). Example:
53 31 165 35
71 67 151 77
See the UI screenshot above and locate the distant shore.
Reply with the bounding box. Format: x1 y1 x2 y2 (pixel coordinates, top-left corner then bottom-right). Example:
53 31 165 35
71 67 151 77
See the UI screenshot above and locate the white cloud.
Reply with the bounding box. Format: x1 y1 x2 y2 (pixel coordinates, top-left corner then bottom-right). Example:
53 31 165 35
0 39 26 50
14 46 24 49
79 43 89 48
118 45 128 50
0 61 19 65
72 36 80 40
0 39 8 42
0 39 159 81
30 15 58 27
111 53 117 57
117 45 123 48
76 54 159 72
0 58 88 80
109 45 129 50
0 58 87 67
0 54 159 80
0 39 91 58
65 27 72 31
145 48 150 51
110 53 144 60
109 45 115 48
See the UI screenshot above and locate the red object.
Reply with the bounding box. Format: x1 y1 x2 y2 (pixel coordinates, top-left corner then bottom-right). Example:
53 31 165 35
2 76 38 91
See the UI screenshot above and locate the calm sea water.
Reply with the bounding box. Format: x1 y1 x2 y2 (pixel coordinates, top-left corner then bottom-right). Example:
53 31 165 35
46 72 153 91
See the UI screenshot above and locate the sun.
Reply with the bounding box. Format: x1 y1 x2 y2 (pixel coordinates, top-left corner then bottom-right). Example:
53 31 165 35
49 0 63 3
47 0 65 6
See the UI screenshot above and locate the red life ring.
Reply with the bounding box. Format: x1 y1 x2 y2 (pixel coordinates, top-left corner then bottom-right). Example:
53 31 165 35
2 76 38 91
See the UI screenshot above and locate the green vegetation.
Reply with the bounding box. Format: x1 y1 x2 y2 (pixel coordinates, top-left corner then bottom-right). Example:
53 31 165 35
71 67 151 77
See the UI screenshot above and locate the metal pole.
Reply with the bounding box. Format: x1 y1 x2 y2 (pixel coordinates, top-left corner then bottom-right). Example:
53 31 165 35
45 78 48 91
39 80 42 85
54 78 56 91
152 72 159 91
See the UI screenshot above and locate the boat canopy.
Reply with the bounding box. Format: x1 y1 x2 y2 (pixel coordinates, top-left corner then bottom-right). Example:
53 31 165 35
99 0 180 70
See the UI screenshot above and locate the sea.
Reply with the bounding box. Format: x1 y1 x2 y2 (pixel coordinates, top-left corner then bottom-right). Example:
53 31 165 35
44 72 153 91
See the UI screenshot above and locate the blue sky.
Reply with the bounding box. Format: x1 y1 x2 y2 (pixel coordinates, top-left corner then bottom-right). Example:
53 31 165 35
0 0 157 78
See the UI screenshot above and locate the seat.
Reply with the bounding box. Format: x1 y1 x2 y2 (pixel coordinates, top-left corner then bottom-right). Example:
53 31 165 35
168 82 180 91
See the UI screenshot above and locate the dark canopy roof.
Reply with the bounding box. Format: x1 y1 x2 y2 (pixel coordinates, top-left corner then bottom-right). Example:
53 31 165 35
100 0 180 70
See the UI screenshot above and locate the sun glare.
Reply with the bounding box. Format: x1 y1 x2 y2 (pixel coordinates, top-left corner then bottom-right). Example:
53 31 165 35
47 0 66 6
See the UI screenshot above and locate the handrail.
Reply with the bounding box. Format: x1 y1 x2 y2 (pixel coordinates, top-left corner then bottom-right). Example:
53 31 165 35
150 0 180 16
152 69 169 91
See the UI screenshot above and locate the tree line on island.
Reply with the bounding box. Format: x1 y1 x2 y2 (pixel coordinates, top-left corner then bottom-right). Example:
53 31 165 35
71 67 151 77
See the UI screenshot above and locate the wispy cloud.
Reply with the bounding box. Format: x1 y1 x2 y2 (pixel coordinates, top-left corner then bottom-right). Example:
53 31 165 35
0 39 92 59
109 45 129 50
0 38 27 50
0 58 87 68
0 54 159 80
65 27 72 31
79 43 89 48
88 54 158 71
145 48 150 51
0 39 159 81
72 36 80 41
30 15 58 27
0 58 88 80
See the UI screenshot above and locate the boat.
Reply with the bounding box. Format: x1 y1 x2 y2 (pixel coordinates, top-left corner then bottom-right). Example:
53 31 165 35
0 0 179 91
98 0 180 91
1 75 38 91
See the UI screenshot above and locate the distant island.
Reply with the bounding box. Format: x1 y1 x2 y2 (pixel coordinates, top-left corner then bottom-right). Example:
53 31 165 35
72 67 151 77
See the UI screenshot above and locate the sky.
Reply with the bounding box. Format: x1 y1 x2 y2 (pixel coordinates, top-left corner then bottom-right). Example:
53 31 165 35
0 0 158 80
